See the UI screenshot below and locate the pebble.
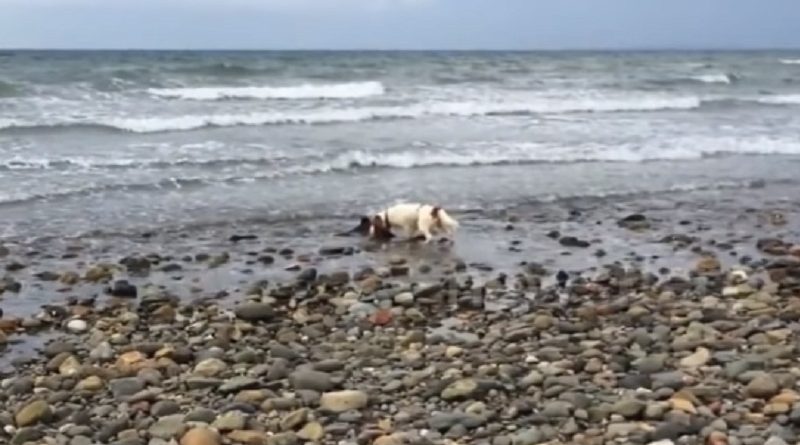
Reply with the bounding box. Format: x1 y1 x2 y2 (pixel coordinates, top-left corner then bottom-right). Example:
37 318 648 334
180 428 220 445
319 390 368 413
15 400 51 427
148 414 187 439
66 319 89 333
212 411 247 431
289 369 334 392
746 373 780 399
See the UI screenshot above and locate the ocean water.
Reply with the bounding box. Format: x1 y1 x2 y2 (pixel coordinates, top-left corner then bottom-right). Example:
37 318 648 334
1 50 800 240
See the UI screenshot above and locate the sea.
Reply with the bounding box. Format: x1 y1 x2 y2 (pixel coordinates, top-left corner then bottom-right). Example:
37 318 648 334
2 50 800 241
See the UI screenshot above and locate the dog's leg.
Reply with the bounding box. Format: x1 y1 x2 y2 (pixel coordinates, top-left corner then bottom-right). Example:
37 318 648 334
421 230 433 244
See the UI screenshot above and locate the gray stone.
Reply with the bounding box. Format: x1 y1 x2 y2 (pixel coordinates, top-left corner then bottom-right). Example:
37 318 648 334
635 355 666 374
184 408 217 423
612 398 646 418
511 427 543 445
234 303 274 321
109 378 144 399
428 412 486 431
212 411 247 431
745 373 779 399
541 401 573 418
148 414 186 439
289 369 334 392
219 376 260 393
151 400 181 417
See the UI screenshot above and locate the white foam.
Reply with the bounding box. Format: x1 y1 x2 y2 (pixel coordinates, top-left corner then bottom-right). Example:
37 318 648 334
757 94 800 105
147 81 385 100
322 135 800 169
780 59 800 65
98 95 701 133
691 73 732 84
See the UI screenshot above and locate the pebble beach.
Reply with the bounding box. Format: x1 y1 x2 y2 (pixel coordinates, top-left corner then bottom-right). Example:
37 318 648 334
2 184 800 445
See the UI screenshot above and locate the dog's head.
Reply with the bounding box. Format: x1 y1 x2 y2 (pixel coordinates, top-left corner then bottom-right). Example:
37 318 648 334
369 215 394 241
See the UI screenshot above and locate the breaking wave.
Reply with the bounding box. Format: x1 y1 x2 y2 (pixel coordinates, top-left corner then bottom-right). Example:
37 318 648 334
0 95 703 134
147 81 385 100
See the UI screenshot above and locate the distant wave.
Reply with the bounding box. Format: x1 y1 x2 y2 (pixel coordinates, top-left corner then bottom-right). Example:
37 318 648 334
0 95 702 134
168 62 275 77
756 94 800 105
690 73 736 84
650 73 736 87
147 81 385 100
780 59 800 65
4 136 800 176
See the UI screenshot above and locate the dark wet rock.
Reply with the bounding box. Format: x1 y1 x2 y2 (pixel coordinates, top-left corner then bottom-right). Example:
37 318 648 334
230 234 258 242
0 276 22 293
5 261 27 272
296 268 318 284
758 238 792 255
107 280 137 298
120 256 151 273
558 236 590 248
34 271 60 281
618 213 651 230
319 246 353 256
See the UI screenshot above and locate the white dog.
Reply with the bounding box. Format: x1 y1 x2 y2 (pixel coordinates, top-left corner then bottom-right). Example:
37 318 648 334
351 203 459 243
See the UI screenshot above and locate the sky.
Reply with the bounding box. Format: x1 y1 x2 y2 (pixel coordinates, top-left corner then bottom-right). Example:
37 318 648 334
1 0 800 50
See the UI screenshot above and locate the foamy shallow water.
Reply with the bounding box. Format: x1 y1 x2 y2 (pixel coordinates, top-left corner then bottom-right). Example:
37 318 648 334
2 50 800 240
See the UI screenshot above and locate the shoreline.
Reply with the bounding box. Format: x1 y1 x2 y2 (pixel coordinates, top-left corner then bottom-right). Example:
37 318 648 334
1 187 800 444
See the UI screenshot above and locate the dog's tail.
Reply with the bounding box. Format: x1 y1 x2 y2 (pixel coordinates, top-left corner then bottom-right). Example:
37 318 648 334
434 208 459 233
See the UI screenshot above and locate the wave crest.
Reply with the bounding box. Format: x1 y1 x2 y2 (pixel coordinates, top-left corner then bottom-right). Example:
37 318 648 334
0 95 702 134
690 73 736 84
147 81 385 100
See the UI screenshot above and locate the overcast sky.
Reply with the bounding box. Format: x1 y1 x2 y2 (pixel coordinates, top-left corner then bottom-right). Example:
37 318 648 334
2 0 800 50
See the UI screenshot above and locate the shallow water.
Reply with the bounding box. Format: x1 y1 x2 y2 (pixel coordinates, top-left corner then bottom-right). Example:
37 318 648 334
2 50 800 240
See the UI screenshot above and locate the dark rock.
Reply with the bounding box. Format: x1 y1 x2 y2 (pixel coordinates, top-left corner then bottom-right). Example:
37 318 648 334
230 234 258 242
618 214 651 230
559 237 590 248
34 271 60 281
296 268 318 284
119 256 151 273
107 280 137 298
319 246 351 256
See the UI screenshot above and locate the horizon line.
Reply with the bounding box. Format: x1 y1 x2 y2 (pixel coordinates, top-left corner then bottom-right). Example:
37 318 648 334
2 46 800 52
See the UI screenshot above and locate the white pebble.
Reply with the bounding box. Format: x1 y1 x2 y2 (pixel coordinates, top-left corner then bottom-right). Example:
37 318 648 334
66 319 88 333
